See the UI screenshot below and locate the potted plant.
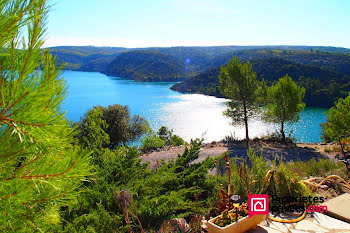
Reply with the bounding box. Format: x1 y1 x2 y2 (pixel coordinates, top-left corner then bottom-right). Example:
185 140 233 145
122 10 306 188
205 205 266 233
203 155 266 233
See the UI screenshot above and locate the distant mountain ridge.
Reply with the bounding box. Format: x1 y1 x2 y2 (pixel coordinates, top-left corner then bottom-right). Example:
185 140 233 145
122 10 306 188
49 45 350 74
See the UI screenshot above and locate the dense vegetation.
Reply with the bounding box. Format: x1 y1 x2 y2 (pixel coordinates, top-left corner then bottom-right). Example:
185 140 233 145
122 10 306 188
172 52 350 107
50 46 127 71
58 103 347 232
59 106 217 232
209 49 350 76
50 45 350 75
104 50 187 81
322 92 350 142
0 1 92 231
77 104 149 149
58 131 347 232
171 66 225 97
140 125 185 150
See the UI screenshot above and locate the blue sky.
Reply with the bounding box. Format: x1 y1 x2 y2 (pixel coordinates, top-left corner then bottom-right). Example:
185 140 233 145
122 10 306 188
46 0 350 48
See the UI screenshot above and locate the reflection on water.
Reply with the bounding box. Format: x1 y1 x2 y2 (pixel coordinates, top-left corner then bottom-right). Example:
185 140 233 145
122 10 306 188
153 94 277 142
62 71 327 143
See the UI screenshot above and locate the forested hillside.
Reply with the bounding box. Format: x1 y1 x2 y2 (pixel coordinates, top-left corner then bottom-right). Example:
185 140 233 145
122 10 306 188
171 56 350 107
49 45 350 74
210 49 350 77
103 50 187 81
49 46 127 71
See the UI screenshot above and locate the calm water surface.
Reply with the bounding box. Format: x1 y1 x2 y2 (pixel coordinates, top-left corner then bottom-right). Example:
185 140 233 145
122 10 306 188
62 71 327 143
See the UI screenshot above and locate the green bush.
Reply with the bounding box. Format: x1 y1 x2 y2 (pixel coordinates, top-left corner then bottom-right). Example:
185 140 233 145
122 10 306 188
60 137 217 232
170 134 185 146
63 109 346 232
78 104 149 149
272 160 311 200
224 148 271 199
216 148 312 205
321 92 350 142
286 158 344 178
59 204 125 233
57 146 147 233
141 131 165 150
157 126 172 142
133 138 217 228
157 125 185 146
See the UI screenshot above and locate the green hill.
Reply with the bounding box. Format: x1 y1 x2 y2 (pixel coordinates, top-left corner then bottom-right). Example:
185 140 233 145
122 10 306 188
103 50 187 81
49 46 127 71
49 45 350 74
171 56 350 107
210 49 350 77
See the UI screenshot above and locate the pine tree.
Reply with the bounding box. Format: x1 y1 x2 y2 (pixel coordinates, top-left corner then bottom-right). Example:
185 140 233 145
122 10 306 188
263 75 306 142
321 92 350 142
0 0 91 231
219 57 259 144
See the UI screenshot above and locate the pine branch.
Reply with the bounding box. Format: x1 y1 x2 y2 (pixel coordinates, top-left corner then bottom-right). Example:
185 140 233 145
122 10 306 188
19 4 43 82
23 190 68 204
14 151 46 177
8 161 76 180
3 118 46 127
0 91 30 120
0 191 18 200
0 148 25 159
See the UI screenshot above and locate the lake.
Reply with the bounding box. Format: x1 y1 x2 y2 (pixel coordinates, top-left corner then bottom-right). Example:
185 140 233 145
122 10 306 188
62 71 327 143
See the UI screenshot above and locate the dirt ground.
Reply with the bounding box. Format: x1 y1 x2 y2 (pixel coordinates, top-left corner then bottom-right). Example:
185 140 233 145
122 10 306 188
141 140 343 169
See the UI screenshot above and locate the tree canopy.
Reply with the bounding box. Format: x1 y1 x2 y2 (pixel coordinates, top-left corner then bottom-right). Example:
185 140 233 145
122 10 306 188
77 106 110 151
0 0 91 231
263 74 306 141
218 57 259 143
321 92 350 142
78 104 149 148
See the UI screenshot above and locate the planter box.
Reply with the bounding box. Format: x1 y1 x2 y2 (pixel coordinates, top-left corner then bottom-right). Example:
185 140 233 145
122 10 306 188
206 213 266 233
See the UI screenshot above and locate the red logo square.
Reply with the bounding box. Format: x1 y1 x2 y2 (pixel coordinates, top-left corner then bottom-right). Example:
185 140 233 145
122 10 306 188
248 194 269 218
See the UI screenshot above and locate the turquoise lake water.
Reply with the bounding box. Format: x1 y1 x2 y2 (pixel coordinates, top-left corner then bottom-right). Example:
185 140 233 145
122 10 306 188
62 71 327 143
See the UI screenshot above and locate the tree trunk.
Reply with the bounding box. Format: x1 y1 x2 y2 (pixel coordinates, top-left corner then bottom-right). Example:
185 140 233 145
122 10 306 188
281 121 285 143
243 103 249 147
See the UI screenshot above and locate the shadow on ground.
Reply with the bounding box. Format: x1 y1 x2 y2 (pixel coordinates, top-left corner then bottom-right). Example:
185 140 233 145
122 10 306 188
226 140 328 163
